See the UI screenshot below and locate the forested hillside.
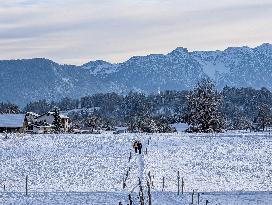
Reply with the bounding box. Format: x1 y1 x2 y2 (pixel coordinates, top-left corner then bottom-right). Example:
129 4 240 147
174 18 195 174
2 86 272 131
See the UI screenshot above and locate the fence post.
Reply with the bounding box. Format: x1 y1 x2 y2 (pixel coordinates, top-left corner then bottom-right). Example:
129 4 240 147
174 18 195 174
145 148 148 155
147 180 152 205
181 177 184 194
129 152 132 162
205 200 209 205
191 190 194 204
139 178 144 205
25 175 28 196
162 177 165 192
3 184 5 191
123 177 126 189
148 171 152 188
128 194 133 205
177 171 180 195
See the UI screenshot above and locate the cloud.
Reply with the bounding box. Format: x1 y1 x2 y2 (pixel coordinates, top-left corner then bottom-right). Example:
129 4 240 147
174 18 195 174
0 0 271 65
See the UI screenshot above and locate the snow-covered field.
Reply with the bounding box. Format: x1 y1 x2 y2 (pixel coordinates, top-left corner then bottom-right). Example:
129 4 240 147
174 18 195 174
0 132 271 204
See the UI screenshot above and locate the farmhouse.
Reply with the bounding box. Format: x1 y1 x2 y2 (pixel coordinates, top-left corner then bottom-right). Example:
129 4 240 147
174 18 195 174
34 111 69 132
0 114 27 133
0 111 70 134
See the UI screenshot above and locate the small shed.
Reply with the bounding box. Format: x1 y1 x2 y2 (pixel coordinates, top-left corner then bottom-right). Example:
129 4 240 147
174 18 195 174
0 114 26 133
170 123 189 133
114 127 128 134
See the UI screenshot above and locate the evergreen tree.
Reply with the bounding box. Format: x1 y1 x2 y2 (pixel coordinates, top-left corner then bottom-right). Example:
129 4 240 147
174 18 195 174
52 107 62 132
0 102 20 114
85 116 99 131
232 113 252 130
184 79 225 133
24 100 53 114
256 103 271 131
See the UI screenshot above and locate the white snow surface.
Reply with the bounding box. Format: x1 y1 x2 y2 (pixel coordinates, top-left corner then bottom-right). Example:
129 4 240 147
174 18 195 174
0 132 271 204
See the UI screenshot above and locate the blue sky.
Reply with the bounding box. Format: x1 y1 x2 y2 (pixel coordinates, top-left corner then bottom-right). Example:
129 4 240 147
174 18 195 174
0 0 271 65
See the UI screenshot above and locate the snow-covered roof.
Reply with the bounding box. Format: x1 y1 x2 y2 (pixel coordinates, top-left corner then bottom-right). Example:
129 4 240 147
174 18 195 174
37 112 69 119
0 114 25 128
59 114 69 119
26 112 40 117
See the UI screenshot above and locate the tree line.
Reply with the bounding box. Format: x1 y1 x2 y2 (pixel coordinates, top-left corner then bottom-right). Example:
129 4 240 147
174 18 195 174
1 80 272 132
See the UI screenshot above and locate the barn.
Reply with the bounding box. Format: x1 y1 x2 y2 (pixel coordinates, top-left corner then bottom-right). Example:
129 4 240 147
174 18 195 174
0 114 26 133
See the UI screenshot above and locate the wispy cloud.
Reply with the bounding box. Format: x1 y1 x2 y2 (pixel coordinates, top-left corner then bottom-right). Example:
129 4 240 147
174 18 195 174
0 0 271 65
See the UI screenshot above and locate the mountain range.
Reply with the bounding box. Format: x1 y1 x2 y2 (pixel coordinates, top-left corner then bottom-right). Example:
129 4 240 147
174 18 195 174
1 43 272 106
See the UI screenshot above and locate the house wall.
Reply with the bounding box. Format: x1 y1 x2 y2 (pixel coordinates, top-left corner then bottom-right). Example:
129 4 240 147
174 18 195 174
33 126 53 134
33 126 43 134
61 118 69 132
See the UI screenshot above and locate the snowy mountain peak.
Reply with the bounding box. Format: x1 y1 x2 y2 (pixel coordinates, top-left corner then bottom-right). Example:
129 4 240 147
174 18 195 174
254 43 272 55
257 42 272 48
168 47 189 57
82 60 112 70
82 60 118 75
83 60 111 67
223 46 253 55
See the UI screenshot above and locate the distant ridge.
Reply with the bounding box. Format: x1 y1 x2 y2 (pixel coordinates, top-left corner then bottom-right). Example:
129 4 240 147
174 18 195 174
0 43 272 105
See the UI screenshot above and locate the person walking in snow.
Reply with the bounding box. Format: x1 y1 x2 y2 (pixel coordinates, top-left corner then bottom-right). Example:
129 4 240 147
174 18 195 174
138 142 142 154
133 141 138 153
4 132 8 140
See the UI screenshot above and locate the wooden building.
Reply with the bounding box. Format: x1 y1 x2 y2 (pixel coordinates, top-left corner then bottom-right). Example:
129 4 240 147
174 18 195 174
0 114 26 133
